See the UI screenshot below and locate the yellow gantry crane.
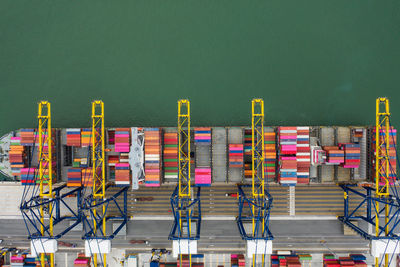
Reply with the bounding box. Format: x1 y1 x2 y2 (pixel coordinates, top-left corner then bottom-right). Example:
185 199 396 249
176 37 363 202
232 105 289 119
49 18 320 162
339 97 399 267
178 99 192 266
91 100 106 267
170 99 202 267
251 98 266 267
237 98 273 267
82 100 128 267
375 97 391 267
37 101 55 267
22 100 85 267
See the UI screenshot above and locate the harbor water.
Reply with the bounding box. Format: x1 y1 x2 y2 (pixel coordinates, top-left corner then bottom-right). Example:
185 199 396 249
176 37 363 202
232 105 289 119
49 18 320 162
1 1 400 132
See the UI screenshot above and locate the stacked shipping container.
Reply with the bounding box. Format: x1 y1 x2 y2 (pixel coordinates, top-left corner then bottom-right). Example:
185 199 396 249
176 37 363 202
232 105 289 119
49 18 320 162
194 167 211 186
10 255 25 266
20 129 35 146
175 255 204 267
279 127 297 186
264 131 276 182
20 167 36 185
66 128 81 146
353 128 364 138
9 137 24 177
194 127 212 186
81 129 91 147
339 143 361 168
229 144 244 168
108 129 115 145
67 168 82 186
272 255 301 267
271 254 311 267
278 127 311 185
23 257 36 267
115 128 130 152
163 132 178 179
74 254 91 267
10 255 44 267
144 128 161 187
108 155 119 166
81 168 93 187
73 158 88 168
296 127 310 184
194 128 211 144
115 163 130 186
243 128 252 180
120 153 129 163
244 165 252 179
10 255 40 267
323 254 367 267
244 129 252 157
324 146 345 164
231 254 245 267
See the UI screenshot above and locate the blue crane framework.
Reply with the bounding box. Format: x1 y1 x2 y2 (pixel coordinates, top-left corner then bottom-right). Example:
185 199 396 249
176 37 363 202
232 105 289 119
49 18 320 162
20 100 128 267
236 99 273 267
169 99 202 267
338 97 400 267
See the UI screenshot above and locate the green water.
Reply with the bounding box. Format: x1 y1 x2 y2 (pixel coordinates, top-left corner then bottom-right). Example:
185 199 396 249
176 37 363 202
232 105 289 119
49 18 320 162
1 1 400 133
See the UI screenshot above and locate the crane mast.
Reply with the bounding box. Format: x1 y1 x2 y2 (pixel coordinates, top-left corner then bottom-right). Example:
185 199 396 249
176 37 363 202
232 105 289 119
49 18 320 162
178 99 191 198
38 101 54 267
251 99 266 267
91 100 106 267
374 97 391 267
251 99 266 244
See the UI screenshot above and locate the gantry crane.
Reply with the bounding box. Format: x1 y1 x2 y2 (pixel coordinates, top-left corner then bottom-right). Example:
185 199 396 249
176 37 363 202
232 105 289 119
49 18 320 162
20 101 83 267
169 99 201 267
339 97 400 267
37 100 55 267
81 100 128 267
237 99 273 266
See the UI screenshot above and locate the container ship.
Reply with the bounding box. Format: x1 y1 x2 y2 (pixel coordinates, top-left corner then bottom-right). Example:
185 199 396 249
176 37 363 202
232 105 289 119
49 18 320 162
0 124 394 188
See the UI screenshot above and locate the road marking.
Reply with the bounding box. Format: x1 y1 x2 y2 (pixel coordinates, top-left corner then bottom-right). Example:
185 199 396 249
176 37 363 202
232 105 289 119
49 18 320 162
128 215 338 221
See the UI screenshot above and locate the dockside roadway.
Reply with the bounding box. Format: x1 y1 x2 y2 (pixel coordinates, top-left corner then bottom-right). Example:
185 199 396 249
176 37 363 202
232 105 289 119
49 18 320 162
107 184 365 217
0 219 368 253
